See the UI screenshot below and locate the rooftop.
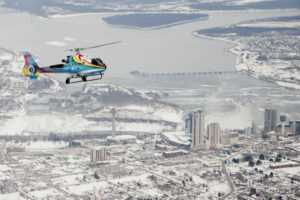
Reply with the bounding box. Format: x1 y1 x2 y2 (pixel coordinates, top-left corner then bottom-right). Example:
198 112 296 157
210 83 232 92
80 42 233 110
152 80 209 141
162 131 191 146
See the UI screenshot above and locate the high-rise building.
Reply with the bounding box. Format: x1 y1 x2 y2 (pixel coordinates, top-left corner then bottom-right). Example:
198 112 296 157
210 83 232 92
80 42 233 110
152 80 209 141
280 115 287 122
296 121 300 135
264 108 277 132
251 121 257 136
278 121 300 136
91 148 107 163
289 121 300 135
191 110 205 149
185 113 193 135
245 127 251 136
280 115 287 136
207 123 220 148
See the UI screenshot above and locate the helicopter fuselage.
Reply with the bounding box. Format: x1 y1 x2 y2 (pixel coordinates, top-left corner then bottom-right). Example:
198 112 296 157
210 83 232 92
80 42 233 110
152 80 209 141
39 54 106 76
22 40 120 84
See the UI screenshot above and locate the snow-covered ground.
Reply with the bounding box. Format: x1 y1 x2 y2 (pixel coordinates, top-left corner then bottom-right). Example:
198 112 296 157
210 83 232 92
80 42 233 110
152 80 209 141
0 49 184 135
231 0 275 5
17 141 68 150
0 49 64 118
0 101 182 135
0 192 26 200
276 81 300 90
29 189 63 199
238 21 300 28
64 181 109 196
0 41 189 135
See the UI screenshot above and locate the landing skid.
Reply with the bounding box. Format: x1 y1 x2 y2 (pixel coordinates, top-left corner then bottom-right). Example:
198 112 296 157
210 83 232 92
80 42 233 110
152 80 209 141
65 73 103 84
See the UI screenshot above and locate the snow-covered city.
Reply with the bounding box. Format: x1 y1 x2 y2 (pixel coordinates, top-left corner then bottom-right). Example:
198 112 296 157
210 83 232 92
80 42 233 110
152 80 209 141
0 0 299 200
0 108 300 199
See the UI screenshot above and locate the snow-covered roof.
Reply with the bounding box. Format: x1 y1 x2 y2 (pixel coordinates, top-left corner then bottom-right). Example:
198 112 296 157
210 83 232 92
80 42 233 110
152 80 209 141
163 150 189 154
107 135 136 141
162 131 190 146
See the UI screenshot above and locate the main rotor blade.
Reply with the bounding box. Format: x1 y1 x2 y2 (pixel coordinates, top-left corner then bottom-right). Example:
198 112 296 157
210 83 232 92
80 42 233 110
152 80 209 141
65 48 78 52
65 41 122 52
81 41 122 50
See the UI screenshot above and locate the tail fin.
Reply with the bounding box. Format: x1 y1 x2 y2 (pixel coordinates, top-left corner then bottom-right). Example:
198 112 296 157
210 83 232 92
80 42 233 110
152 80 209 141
22 51 40 79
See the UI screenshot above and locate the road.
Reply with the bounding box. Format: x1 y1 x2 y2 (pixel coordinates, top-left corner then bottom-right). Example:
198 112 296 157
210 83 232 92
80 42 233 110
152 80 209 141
221 160 234 199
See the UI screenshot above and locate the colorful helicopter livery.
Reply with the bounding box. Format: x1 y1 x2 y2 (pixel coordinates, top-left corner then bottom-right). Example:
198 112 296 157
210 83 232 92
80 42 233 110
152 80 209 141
22 41 121 84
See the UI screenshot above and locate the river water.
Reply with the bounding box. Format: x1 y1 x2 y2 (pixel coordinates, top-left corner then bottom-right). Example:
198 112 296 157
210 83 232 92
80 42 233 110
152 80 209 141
0 8 299 130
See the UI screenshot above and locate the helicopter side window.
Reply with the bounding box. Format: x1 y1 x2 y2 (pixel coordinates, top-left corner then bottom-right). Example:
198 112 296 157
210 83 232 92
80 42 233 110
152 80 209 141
81 56 92 64
62 58 69 63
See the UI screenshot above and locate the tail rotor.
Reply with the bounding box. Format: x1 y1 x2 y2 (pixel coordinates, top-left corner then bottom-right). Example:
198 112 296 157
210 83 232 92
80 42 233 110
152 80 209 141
22 52 40 79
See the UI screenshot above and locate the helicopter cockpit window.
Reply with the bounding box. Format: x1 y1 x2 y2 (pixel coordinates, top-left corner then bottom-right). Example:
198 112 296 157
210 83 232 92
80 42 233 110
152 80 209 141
92 58 104 66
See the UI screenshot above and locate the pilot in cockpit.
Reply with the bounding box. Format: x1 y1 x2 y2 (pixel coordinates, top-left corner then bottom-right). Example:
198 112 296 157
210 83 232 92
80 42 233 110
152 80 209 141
92 58 105 66
62 57 69 63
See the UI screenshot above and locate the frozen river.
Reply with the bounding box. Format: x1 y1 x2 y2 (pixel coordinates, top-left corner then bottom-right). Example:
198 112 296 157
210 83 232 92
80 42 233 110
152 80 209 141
0 9 298 76
109 73 300 129
1 8 299 130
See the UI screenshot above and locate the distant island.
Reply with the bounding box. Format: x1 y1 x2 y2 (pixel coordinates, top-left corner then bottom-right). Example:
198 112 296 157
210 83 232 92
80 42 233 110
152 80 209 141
102 13 209 29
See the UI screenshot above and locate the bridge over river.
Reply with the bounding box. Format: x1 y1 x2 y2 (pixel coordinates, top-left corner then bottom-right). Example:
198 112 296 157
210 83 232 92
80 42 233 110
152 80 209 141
130 70 244 77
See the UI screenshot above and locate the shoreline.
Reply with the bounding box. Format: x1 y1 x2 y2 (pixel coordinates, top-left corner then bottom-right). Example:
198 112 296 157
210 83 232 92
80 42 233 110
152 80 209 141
101 16 209 30
193 32 300 91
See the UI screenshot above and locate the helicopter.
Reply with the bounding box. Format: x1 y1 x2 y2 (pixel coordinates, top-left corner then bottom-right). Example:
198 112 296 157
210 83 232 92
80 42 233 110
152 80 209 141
22 41 121 84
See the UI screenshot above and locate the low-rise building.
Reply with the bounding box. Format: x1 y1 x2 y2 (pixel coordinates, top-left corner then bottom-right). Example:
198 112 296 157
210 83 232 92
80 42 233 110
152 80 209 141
107 135 136 144
155 144 168 151
162 150 189 158
221 132 239 146
6 146 25 153
161 131 190 149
